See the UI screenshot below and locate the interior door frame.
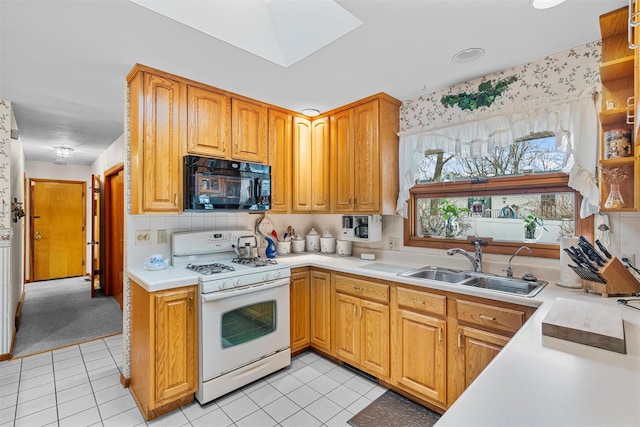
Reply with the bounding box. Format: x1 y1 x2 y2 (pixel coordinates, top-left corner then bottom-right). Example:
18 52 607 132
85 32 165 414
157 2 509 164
103 163 124 305
90 174 101 297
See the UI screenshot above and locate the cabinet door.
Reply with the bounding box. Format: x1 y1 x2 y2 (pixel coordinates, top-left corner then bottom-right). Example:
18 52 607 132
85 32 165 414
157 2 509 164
292 116 313 212
310 270 331 352
187 85 230 158
334 293 360 365
141 73 185 213
394 308 446 405
290 270 311 353
153 286 197 406
360 299 389 378
331 109 354 212
268 109 292 213
232 98 268 163
457 326 508 391
353 101 380 213
311 117 330 212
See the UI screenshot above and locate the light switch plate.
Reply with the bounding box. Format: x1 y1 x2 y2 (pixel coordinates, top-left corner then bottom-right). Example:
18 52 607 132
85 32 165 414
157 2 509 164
135 229 152 245
157 229 167 244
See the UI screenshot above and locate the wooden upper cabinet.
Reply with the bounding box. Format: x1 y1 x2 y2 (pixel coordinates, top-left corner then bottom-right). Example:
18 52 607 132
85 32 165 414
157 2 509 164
128 69 185 214
331 109 355 212
353 101 381 212
330 95 400 214
268 109 292 213
187 85 231 158
232 98 268 163
292 116 330 212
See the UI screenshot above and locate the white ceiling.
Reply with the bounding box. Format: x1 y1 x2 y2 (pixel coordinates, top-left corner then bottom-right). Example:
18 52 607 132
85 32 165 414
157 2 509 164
0 0 626 166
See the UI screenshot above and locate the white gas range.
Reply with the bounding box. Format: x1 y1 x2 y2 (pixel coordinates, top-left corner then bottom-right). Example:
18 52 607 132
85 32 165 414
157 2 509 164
171 230 291 405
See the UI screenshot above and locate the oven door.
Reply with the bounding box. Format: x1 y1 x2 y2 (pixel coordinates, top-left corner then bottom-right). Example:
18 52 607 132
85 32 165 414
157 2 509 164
200 278 290 382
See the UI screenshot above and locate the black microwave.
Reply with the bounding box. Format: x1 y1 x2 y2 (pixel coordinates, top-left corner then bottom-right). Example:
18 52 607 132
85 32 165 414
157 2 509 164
183 156 271 212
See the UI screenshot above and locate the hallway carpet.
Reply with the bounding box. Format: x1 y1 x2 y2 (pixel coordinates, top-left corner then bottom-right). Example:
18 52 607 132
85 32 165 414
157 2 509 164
11 277 122 358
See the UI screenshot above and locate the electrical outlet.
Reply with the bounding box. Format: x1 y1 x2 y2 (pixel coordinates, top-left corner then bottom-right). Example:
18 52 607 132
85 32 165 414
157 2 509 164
135 229 151 246
387 237 400 251
157 229 167 244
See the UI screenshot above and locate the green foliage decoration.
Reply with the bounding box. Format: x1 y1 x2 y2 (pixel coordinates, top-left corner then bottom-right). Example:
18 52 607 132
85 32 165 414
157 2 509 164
441 75 518 111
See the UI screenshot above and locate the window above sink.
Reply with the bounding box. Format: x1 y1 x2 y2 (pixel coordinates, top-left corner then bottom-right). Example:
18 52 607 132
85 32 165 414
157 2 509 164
403 173 594 259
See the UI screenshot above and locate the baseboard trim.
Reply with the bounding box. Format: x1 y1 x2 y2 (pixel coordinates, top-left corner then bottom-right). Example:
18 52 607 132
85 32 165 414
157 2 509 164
120 373 130 388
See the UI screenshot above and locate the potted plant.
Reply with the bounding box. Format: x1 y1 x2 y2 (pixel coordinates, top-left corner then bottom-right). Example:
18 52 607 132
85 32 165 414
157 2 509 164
438 200 470 238
523 214 547 242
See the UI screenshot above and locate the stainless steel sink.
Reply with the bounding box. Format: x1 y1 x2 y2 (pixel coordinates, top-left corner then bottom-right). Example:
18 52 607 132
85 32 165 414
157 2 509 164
398 266 467 283
462 274 547 297
398 266 547 297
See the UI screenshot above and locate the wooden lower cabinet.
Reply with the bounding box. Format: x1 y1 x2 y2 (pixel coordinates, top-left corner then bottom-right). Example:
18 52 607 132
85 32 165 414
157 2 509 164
130 280 198 420
334 274 390 379
392 287 447 406
310 269 331 352
290 269 311 353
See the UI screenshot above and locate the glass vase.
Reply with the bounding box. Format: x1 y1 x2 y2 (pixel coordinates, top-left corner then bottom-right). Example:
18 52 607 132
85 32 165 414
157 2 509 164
604 183 624 209
445 217 459 238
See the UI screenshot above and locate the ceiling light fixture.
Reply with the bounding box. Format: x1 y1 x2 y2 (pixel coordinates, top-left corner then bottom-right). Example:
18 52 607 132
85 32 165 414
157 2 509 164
53 146 74 164
531 0 566 10
302 109 321 117
452 48 485 64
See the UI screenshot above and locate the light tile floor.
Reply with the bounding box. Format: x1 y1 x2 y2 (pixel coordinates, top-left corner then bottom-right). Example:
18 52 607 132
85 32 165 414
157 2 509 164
0 335 386 426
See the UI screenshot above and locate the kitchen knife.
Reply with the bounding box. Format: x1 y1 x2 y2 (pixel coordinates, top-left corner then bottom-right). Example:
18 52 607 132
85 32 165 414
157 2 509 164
595 239 613 259
570 246 599 272
578 236 607 265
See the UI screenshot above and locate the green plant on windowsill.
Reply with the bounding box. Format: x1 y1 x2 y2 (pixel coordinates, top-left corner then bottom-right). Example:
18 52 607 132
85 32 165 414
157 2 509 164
523 214 548 242
438 200 470 238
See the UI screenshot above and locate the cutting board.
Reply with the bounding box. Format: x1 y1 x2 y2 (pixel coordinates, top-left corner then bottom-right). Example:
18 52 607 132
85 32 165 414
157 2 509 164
542 297 626 354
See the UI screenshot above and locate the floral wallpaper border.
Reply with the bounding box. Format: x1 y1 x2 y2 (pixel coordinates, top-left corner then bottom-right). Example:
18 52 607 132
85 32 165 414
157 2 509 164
0 100 10 231
400 41 602 133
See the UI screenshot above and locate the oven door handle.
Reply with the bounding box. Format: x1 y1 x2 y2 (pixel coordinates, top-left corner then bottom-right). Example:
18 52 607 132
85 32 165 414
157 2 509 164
201 277 290 302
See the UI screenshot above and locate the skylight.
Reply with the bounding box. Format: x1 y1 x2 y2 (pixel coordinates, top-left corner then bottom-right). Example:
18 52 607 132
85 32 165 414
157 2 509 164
129 0 363 67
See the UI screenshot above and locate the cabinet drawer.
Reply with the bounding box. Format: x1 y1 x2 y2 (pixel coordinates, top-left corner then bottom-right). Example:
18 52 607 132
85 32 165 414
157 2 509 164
396 287 446 316
335 274 389 303
456 299 525 334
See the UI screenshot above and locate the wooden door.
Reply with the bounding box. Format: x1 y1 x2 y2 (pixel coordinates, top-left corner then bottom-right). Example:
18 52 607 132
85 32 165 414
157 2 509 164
90 175 101 297
310 270 331 352
394 308 447 405
334 293 359 365
231 98 267 163
360 299 389 378
331 109 354 212
187 85 231 158
353 101 380 213
105 165 125 310
290 270 310 353
154 286 198 406
31 180 86 281
310 117 330 212
292 116 312 212
268 109 292 213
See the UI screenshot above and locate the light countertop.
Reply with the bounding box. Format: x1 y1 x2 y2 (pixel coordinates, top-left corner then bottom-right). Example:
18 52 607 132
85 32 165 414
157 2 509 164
128 251 640 426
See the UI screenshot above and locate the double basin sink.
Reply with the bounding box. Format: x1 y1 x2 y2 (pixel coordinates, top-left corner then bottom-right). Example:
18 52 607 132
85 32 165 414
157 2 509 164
397 266 547 298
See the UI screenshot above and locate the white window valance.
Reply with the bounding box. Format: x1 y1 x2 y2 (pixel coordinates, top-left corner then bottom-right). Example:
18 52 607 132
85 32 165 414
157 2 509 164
397 89 600 219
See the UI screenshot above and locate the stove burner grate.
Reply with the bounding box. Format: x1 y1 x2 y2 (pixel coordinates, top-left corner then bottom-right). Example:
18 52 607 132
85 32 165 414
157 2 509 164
231 257 278 268
186 263 235 275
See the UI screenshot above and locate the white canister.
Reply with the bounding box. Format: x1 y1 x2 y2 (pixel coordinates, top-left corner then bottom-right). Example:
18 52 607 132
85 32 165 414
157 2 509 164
305 228 320 252
336 240 352 256
320 230 336 254
276 240 291 256
291 234 305 254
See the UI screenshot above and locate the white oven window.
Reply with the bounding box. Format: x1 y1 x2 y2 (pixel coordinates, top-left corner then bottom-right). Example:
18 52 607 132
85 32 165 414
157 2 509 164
221 300 277 348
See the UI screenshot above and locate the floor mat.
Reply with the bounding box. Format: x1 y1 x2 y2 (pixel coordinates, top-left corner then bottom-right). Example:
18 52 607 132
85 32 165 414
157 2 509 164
11 277 122 358
348 390 441 427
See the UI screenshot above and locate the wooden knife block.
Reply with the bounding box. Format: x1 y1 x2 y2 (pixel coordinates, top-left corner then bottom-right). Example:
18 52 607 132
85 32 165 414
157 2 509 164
582 256 640 297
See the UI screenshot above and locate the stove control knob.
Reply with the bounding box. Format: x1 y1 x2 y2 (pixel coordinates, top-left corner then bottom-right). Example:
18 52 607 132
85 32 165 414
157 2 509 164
219 280 228 290
234 278 241 287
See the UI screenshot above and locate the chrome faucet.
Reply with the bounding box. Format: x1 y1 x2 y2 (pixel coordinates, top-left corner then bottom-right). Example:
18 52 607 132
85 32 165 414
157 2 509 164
447 240 484 272
506 246 532 278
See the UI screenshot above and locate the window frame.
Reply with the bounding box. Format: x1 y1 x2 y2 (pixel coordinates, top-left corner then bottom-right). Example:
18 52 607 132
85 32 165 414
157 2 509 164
403 172 593 259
